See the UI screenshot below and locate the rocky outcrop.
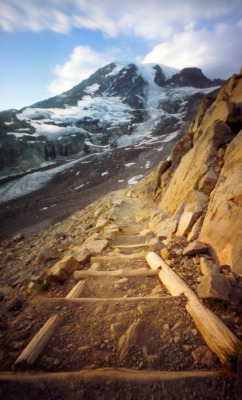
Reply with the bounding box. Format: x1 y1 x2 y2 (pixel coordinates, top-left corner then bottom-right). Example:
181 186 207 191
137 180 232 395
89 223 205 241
152 72 242 274
199 129 242 274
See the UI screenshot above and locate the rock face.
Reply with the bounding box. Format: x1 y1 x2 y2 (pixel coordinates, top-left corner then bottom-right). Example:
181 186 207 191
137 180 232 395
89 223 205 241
153 72 242 274
199 129 242 274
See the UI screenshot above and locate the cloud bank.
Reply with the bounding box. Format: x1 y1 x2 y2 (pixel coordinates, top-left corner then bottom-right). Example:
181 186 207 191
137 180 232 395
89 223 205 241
49 45 120 95
1 0 241 91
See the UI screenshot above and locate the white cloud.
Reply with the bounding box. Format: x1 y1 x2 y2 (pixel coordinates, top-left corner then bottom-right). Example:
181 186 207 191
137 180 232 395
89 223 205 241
48 45 120 95
1 0 241 39
142 24 242 79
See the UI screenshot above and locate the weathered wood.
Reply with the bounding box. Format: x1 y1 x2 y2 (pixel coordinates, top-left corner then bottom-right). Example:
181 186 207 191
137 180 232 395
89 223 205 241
13 277 86 368
74 268 159 280
13 315 59 367
91 252 148 262
37 296 180 308
66 280 85 298
112 244 149 249
0 367 225 383
146 252 241 364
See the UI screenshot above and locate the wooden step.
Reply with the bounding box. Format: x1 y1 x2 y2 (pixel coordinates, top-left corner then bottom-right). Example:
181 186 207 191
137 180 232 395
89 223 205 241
146 252 241 365
74 268 159 279
0 368 233 400
91 252 148 263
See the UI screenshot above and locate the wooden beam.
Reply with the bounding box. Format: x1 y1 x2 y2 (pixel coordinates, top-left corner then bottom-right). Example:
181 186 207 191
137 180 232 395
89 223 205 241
36 296 180 308
13 278 86 368
74 269 159 280
13 315 59 368
112 244 149 249
146 252 241 364
1 368 225 383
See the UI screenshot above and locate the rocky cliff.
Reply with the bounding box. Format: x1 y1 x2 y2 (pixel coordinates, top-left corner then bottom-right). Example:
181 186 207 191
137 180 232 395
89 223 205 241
148 71 242 275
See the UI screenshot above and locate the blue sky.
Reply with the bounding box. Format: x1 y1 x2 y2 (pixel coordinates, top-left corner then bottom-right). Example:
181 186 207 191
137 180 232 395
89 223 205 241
0 0 241 111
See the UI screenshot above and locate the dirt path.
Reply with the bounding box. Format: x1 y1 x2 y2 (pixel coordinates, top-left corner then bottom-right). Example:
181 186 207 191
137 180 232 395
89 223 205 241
0 194 237 399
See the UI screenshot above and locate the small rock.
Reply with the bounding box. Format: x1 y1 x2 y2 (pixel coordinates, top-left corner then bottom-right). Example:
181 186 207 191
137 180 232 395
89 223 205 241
86 240 109 255
13 233 24 242
163 324 169 331
191 329 198 336
197 271 232 301
0 286 12 300
12 329 29 341
53 359 60 366
37 248 62 264
148 237 165 252
183 240 208 256
12 341 24 351
174 336 182 344
200 257 220 275
6 297 22 312
192 345 215 367
160 248 173 260
95 219 109 232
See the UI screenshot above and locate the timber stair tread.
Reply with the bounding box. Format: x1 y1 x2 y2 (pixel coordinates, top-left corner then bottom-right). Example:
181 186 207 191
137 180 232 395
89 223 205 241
3 202 238 399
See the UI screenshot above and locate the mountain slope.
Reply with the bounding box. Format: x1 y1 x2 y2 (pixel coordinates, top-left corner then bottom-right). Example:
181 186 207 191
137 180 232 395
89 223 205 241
0 63 221 178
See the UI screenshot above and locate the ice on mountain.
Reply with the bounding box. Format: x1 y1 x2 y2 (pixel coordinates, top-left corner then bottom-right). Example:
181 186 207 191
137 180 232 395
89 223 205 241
101 171 108 176
84 83 100 94
128 175 144 185
125 163 135 167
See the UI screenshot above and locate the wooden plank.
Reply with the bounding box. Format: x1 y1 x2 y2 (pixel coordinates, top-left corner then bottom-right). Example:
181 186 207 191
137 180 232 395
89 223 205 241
91 252 148 262
13 277 86 368
74 268 159 279
112 244 149 249
0 368 225 383
66 281 85 299
146 252 241 364
36 296 180 308
13 315 59 368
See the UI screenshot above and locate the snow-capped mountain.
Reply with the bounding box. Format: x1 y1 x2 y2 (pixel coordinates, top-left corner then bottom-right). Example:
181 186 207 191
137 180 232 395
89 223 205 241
0 62 223 207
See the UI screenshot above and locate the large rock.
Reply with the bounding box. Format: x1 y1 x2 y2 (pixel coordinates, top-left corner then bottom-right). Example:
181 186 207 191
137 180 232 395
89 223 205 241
86 240 109 255
187 215 205 242
198 168 219 195
37 247 62 264
72 245 91 264
196 271 232 301
200 257 220 275
199 130 242 274
176 201 203 236
183 240 208 256
47 255 80 281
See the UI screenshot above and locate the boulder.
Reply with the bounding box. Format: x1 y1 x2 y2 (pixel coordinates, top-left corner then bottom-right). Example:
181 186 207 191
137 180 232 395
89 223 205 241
196 271 232 301
183 240 208 256
47 255 80 281
118 319 143 359
86 240 109 255
37 247 62 264
198 168 218 195
187 215 205 242
95 218 109 232
200 257 220 275
148 237 165 252
72 246 91 264
199 130 242 274
176 202 203 236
